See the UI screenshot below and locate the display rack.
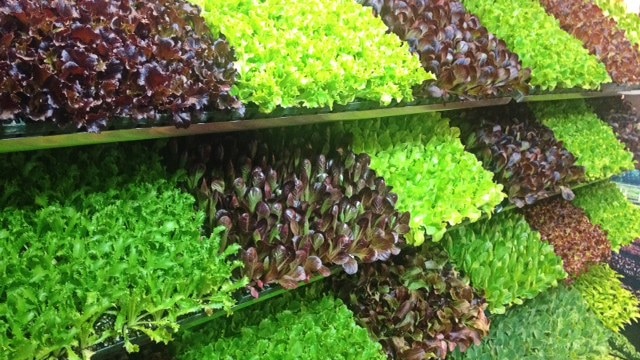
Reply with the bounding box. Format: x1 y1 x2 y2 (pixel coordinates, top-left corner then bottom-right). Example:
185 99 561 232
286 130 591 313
89 176 610 359
2 85 639 154
0 98 511 153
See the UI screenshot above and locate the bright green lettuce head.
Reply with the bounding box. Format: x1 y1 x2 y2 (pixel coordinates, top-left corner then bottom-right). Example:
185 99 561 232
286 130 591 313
461 0 611 90
334 113 505 245
574 264 640 333
531 100 634 180
444 211 567 314
190 0 433 112
574 181 640 252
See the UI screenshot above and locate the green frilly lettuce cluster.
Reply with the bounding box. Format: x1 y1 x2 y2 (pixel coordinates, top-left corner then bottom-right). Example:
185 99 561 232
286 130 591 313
190 0 432 112
461 0 611 90
574 264 640 333
336 113 505 245
532 100 634 180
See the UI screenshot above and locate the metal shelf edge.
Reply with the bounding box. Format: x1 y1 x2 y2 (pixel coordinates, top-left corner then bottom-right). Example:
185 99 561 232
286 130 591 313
0 98 513 154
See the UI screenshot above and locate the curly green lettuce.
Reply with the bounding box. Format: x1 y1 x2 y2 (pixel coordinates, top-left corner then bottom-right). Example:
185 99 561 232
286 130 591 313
190 0 432 112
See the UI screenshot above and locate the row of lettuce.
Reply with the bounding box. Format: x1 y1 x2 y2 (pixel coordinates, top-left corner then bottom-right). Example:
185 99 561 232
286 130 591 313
1 99 640 359
2 0 640 131
174 183 640 360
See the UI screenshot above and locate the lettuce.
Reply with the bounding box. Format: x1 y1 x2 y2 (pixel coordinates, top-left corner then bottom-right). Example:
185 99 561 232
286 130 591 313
451 286 611 360
531 100 635 180
335 113 505 245
174 288 385 360
444 212 567 314
460 0 611 90
574 264 640 332
574 181 640 252
190 0 432 113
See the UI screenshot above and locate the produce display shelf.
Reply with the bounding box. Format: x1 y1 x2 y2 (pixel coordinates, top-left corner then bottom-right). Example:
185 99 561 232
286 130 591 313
515 84 640 102
3 84 640 154
90 177 609 359
92 268 338 360
0 98 512 154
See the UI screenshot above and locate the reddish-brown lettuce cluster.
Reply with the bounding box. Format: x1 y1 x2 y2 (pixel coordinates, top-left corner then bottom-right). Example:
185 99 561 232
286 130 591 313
176 134 409 296
457 104 585 207
589 98 640 169
538 0 640 85
360 0 531 99
0 0 242 132
332 245 490 360
523 198 611 278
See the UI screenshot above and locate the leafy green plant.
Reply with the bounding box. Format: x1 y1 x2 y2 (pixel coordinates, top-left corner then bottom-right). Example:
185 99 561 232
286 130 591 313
457 104 585 208
539 0 640 84
190 0 432 113
573 264 640 332
450 286 611 360
334 113 505 245
531 100 635 180
0 0 242 131
0 158 245 359
593 0 640 47
332 244 490 360
177 134 409 295
523 197 611 278
574 181 640 252
589 97 640 170
359 0 531 99
460 0 611 90
444 212 567 314
173 288 385 360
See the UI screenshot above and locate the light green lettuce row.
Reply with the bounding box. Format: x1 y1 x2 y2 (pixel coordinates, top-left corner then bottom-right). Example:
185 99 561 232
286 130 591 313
335 113 505 245
461 0 611 90
443 212 567 314
531 100 634 180
189 0 432 113
592 0 640 47
574 181 640 252
574 264 640 332
174 289 385 360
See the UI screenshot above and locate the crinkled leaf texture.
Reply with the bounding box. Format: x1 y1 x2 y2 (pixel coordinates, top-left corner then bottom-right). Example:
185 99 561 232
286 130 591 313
359 0 531 99
457 103 585 208
593 0 640 47
539 0 640 84
0 0 243 131
189 0 432 112
590 97 640 170
333 113 505 245
531 100 635 180
332 245 490 360
574 181 640 252
450 286 611 360
0 146 245 359
574 264 640 332
523 197 611 278
176 133 408 294
174 287 386 360
460 0 611 90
